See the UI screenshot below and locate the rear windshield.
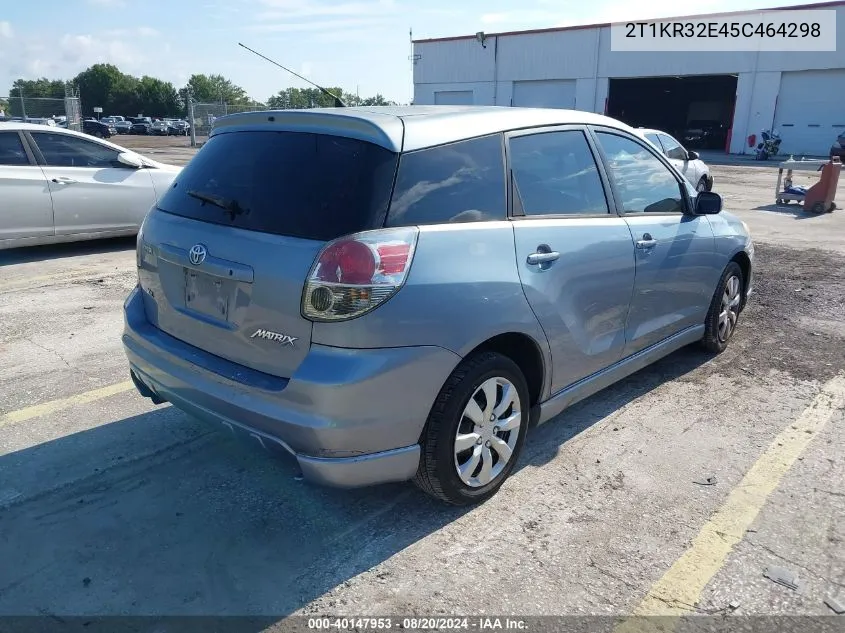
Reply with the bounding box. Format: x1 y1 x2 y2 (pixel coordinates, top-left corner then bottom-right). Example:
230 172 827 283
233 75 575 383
158 130 398 242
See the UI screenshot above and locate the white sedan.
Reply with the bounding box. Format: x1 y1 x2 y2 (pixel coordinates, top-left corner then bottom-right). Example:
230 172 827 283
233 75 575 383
636 127 714 192
0 122 181 250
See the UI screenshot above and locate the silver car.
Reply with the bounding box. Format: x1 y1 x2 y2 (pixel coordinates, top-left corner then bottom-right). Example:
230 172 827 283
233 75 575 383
122 106 754 505
0 123 181 249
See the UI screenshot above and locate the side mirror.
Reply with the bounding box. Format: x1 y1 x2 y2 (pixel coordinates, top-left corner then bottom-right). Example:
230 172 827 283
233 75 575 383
688 150 700 160
694 190 722 215
117 152 144 169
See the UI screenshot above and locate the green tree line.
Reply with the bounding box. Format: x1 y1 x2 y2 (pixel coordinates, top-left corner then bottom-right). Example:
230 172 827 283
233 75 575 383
5 64 396 118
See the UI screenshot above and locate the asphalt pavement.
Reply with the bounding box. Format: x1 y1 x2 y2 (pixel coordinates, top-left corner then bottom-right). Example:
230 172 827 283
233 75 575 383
0 151 843 629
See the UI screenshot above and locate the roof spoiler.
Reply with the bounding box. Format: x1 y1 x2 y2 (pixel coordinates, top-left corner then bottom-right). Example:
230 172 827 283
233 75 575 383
238 42 346 108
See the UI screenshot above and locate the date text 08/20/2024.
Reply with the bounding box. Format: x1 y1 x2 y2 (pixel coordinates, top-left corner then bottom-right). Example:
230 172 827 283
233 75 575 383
306 617 528 630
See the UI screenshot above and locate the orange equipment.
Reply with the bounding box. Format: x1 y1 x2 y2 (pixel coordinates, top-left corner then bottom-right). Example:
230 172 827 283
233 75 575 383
804 156 841 214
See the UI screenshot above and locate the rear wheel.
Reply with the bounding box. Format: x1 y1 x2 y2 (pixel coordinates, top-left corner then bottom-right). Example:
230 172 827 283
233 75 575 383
696 176 708 192
701 262 744 353
415 352 530 506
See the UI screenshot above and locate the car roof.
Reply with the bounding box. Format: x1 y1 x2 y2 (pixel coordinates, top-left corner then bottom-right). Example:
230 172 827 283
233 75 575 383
209 105 637 153
636 128 664 136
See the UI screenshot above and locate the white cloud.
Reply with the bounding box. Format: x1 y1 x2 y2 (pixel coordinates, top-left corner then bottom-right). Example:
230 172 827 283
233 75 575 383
246 17 390 32
86 0 127 7
480 11 563 26
104 26 160 38
257 0 396 20
0 21 12 38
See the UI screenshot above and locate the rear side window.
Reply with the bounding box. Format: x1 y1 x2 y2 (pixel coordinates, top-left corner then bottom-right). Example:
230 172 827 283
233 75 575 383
386 134 506 227
157 131 398 242
0 132 29 166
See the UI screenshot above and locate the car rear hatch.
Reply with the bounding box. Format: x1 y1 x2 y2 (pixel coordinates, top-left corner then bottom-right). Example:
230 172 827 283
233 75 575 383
137 128 399 379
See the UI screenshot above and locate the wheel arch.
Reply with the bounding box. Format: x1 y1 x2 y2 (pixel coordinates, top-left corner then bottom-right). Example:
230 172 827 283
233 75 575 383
462 332 548 421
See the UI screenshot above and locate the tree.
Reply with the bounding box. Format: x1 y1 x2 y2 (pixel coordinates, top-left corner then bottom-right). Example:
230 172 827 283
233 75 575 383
73 63 126 116
0 97 8 115
184 74 250 105
135 76 179 117
266 87 394 110
8 78 67 116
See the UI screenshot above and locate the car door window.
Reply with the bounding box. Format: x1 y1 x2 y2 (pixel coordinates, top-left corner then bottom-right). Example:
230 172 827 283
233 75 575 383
644 133 662 149
595 132 685 214
657 134 688 161
0 132 30 166
31 132 120 168
509 130 609 216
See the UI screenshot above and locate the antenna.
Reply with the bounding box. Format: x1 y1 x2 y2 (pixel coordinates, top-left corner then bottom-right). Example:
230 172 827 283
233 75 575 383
237 42 346 107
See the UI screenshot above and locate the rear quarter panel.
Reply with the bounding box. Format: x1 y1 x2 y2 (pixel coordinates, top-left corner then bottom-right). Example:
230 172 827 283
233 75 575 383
310 222 552 391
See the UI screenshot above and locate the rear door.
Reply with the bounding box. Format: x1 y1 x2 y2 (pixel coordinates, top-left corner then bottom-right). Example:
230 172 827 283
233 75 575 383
0 130 54 242
27 130 156 234
138 129 399 379
592 128 716 356
508 126 636 394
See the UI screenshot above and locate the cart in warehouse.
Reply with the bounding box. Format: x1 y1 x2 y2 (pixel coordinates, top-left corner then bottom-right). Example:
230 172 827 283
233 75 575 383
775 156 841 213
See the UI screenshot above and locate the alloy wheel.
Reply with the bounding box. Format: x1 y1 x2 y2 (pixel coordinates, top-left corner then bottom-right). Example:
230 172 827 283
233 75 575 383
718 275 741 342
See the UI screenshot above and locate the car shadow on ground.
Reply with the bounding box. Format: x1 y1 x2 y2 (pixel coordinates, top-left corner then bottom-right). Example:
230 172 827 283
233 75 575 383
0 345 711 626
0 236 137 266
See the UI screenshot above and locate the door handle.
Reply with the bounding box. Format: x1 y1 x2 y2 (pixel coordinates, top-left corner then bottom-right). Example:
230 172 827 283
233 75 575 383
51 177 77 184
526 251 560 265
636 233 657 249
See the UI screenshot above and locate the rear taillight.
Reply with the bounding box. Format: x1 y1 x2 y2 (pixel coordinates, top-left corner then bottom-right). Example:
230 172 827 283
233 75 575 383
302 227 419 322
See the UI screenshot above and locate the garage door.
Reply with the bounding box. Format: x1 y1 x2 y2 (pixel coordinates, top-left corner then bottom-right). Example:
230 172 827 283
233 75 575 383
512 79 576 109
773 70 845 156
434 90 474 105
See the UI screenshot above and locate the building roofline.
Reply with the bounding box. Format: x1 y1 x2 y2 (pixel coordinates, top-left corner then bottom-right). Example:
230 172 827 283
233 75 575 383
412 0 845 43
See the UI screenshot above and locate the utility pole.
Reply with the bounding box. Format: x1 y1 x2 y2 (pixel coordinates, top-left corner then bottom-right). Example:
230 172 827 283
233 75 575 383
19 89 26 119
187 87 197 148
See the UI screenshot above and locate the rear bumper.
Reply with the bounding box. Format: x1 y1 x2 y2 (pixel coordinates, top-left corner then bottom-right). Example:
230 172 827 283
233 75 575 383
122 286 460 488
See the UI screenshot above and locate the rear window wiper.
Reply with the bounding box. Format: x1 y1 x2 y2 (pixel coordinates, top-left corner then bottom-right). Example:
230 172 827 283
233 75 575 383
186 190 249 221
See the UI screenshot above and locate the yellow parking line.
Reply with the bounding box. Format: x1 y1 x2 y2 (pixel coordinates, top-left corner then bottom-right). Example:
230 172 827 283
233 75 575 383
0 381 135 429
615 373 845 632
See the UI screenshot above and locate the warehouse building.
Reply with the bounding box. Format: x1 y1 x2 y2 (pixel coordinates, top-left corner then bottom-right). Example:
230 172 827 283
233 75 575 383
412 1 845 156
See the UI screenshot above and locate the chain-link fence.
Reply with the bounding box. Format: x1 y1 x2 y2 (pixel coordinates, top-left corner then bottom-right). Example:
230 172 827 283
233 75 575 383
188 101 269 142
1 92 83 132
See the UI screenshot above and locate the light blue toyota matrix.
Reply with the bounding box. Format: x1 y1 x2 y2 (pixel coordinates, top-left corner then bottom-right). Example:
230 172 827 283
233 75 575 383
122 106 754 505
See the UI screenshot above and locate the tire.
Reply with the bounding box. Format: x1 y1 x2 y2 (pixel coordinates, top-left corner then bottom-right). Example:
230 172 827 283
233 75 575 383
696 176 708 192
414 351 530 506
701 262 744 354
811 202 826 214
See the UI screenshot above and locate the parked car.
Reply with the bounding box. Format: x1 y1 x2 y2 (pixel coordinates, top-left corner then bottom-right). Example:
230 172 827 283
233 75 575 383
0 122 181 249
83 119 116 138
122 106 754 505
168 119 190 135
115 120 133 134
23 117 57 127
130 121 152 135
830 131 845 160
150 120 172 136
682 120 729 151
637 128 713 192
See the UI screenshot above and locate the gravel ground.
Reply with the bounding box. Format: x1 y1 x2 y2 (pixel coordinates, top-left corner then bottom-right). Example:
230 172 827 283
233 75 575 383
0 152 843 628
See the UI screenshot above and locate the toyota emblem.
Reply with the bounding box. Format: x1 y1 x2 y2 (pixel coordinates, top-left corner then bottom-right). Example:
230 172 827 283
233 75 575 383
189 244 208 266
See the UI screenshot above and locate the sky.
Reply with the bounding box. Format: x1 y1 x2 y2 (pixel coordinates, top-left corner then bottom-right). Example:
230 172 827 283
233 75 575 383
0 0 787 104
